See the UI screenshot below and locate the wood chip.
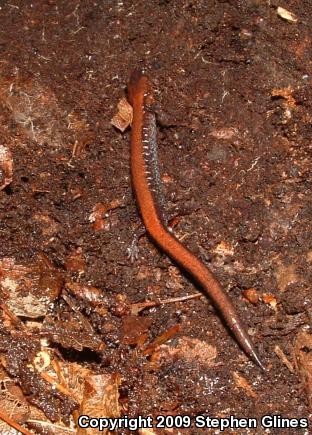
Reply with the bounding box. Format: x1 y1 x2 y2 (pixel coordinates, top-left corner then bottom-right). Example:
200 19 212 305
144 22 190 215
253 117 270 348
89 199 122 231
0 145 13 190
242 288 260 305
262 293 278 310
277 7 298 23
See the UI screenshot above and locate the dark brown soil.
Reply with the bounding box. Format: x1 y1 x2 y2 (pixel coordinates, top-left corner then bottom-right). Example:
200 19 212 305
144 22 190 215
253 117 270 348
0 0 311 434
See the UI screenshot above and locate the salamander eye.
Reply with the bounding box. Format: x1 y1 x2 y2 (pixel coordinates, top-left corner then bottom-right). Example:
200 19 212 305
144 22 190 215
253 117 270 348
130 68 145 82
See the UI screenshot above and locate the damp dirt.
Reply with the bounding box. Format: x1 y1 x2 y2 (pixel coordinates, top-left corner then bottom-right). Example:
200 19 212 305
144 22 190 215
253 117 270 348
0 1 311 434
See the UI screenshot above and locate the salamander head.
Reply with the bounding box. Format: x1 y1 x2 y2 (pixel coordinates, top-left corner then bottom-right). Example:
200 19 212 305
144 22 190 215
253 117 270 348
127 69 150 105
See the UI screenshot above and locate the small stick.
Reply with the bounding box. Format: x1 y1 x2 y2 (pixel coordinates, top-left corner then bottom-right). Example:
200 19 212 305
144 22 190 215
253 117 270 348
131 292 203 315
274 345 294 373
0 409 33 435
144 324 181 356
40 372 80 403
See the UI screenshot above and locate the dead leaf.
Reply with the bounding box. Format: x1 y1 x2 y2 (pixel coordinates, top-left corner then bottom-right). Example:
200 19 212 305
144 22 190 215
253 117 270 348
0 368 30 433
139 430 157 435
0 256 62 318
42 312 104 352
1 78 66 148
209 127 238 140
111 97 133 132
213 241 234 257
0 145 13 191
65 280 106 308
294 332 312 409
121 315 153 345
77 373 121 435
26 361 90 434
271 86 296 108
150 336 217 368
233 371 257 399
274 261 298 292
32 213 61 237
64 248 86 274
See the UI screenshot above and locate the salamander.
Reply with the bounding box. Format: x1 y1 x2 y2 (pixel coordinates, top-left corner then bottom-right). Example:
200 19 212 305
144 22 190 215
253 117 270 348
127 69 265 370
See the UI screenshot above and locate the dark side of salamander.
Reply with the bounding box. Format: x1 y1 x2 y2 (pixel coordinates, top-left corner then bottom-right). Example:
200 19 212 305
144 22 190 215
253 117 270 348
127 69 266 371
141 109 166 220
128 69 166 223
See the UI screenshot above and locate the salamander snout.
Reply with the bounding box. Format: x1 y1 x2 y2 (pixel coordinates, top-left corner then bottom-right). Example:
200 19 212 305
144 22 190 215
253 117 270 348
127 68 149 105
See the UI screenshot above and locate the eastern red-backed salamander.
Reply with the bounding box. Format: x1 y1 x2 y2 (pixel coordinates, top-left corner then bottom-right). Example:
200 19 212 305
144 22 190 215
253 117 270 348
127 69 265 370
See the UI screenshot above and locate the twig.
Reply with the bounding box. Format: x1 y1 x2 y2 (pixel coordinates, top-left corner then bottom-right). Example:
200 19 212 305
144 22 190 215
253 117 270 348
131 292 202 315
274 345 294 373
0 409 33 435
40 372 81 403
144 324 181 356
0 303 27 330
27 419 75 432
